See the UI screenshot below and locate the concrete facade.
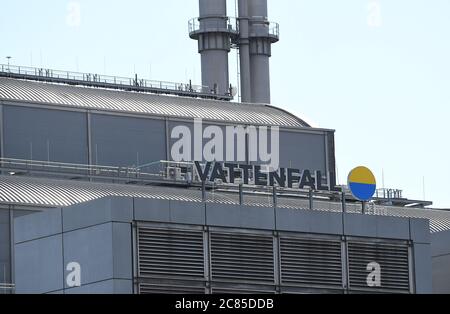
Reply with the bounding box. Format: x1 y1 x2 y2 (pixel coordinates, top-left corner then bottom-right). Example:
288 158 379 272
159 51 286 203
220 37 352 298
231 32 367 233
14 197 432 294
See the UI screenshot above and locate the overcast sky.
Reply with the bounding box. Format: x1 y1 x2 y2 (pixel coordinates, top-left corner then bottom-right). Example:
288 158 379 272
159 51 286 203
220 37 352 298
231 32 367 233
1 0 449 208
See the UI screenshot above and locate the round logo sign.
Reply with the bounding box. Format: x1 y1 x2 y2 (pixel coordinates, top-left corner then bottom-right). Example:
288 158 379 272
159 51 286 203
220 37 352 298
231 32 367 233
348 166 376 201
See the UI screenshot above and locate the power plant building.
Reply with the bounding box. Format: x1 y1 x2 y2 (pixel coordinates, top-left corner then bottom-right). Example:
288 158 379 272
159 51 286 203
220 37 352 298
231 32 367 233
1 0 450 294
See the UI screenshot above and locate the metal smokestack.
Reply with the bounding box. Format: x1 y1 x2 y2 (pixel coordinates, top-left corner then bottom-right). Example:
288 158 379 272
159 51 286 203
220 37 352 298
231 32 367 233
247 0 278 104
189 0 278 103
189 0 232 95
237 0 252 103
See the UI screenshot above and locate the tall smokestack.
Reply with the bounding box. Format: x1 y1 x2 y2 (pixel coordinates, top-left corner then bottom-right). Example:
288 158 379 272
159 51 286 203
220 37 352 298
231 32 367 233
238 0 252 103
189 0 232 95
189 0 278 103
247 0 278 104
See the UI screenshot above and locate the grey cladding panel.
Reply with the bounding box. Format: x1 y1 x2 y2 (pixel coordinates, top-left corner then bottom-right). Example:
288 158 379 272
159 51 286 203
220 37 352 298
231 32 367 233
3 105 88 164
14 208 62 243
432 254 450 294
91 114 166 168
112 223 133 280
62 197 133 232
63 223 114 287
413 243 432 294
14 234 63 294
278 131 326 172
65 279 133 294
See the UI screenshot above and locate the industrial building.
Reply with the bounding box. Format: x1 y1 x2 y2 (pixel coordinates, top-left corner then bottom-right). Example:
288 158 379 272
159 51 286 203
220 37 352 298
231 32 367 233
1 0 450 294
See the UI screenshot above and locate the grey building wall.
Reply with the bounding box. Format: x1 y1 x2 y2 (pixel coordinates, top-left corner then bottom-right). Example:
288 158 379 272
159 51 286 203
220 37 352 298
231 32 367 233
431 230 450 293
14 196 432 294
410 219 432 294
0 206 39 292
3 105 88 164
91 114 166 169
168 120 329 172
1 103 332 176
14 200 134 294
278 130 326 172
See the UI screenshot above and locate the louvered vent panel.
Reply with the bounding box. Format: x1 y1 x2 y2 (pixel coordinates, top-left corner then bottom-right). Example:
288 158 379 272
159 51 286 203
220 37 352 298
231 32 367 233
210 233 274 283
211 287 275 294
137 227 205 279
280 237 342 288
348 241 410 292
139 283 206 294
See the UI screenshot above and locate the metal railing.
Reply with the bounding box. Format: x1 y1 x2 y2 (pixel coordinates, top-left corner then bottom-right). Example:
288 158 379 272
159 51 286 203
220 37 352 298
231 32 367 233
188 17 279 40
0 157 165 183
0 64 233 100
0 157 408 215
188 17 239 35
0 157 357 209
267 21 280 38
376 188 403 200
248 20 280 39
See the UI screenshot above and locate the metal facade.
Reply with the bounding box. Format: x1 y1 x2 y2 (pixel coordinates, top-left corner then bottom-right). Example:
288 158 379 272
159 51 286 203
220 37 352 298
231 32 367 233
135 222 413 294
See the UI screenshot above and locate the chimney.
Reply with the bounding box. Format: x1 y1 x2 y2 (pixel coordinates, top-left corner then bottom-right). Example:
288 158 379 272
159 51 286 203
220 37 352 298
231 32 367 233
237 0 252 103
190 0 279 103
247 0 278 104
189 0 232 96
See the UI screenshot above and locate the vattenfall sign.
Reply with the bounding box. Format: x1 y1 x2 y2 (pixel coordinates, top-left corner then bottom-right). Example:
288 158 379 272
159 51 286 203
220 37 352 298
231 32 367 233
194 161 341 191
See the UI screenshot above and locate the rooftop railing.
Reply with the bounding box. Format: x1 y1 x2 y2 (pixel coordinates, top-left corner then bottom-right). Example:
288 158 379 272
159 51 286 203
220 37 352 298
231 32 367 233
0 157 431 210
376 188 404 200
0 64 233 100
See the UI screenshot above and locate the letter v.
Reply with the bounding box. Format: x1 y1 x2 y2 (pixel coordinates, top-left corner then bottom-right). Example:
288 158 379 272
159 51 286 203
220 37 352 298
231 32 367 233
195 161 211 182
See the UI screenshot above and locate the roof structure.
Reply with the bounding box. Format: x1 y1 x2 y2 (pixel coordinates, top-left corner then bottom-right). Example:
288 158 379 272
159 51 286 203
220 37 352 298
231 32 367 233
0 77 310 128
1 175 449 233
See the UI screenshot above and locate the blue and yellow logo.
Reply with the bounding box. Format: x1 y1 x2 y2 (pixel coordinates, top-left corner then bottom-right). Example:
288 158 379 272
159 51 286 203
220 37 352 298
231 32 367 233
348 166 376 201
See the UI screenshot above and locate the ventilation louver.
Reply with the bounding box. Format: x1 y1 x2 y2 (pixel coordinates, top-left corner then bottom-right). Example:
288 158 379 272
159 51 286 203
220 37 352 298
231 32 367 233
347 241 410 292
137 226 205 280
210 232 274 284
280 237 342 288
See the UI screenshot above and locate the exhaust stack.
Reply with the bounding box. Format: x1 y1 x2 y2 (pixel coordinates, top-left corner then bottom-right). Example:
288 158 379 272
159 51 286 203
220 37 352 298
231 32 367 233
190 0 279 103
189 0 235 96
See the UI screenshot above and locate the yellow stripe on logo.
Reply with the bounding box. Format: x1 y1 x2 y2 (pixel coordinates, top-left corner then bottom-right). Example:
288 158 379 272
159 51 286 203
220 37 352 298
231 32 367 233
348 166 376 185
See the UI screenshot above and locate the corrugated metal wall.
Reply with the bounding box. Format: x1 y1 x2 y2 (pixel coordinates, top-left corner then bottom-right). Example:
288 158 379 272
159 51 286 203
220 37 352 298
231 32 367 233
135 222 412 294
